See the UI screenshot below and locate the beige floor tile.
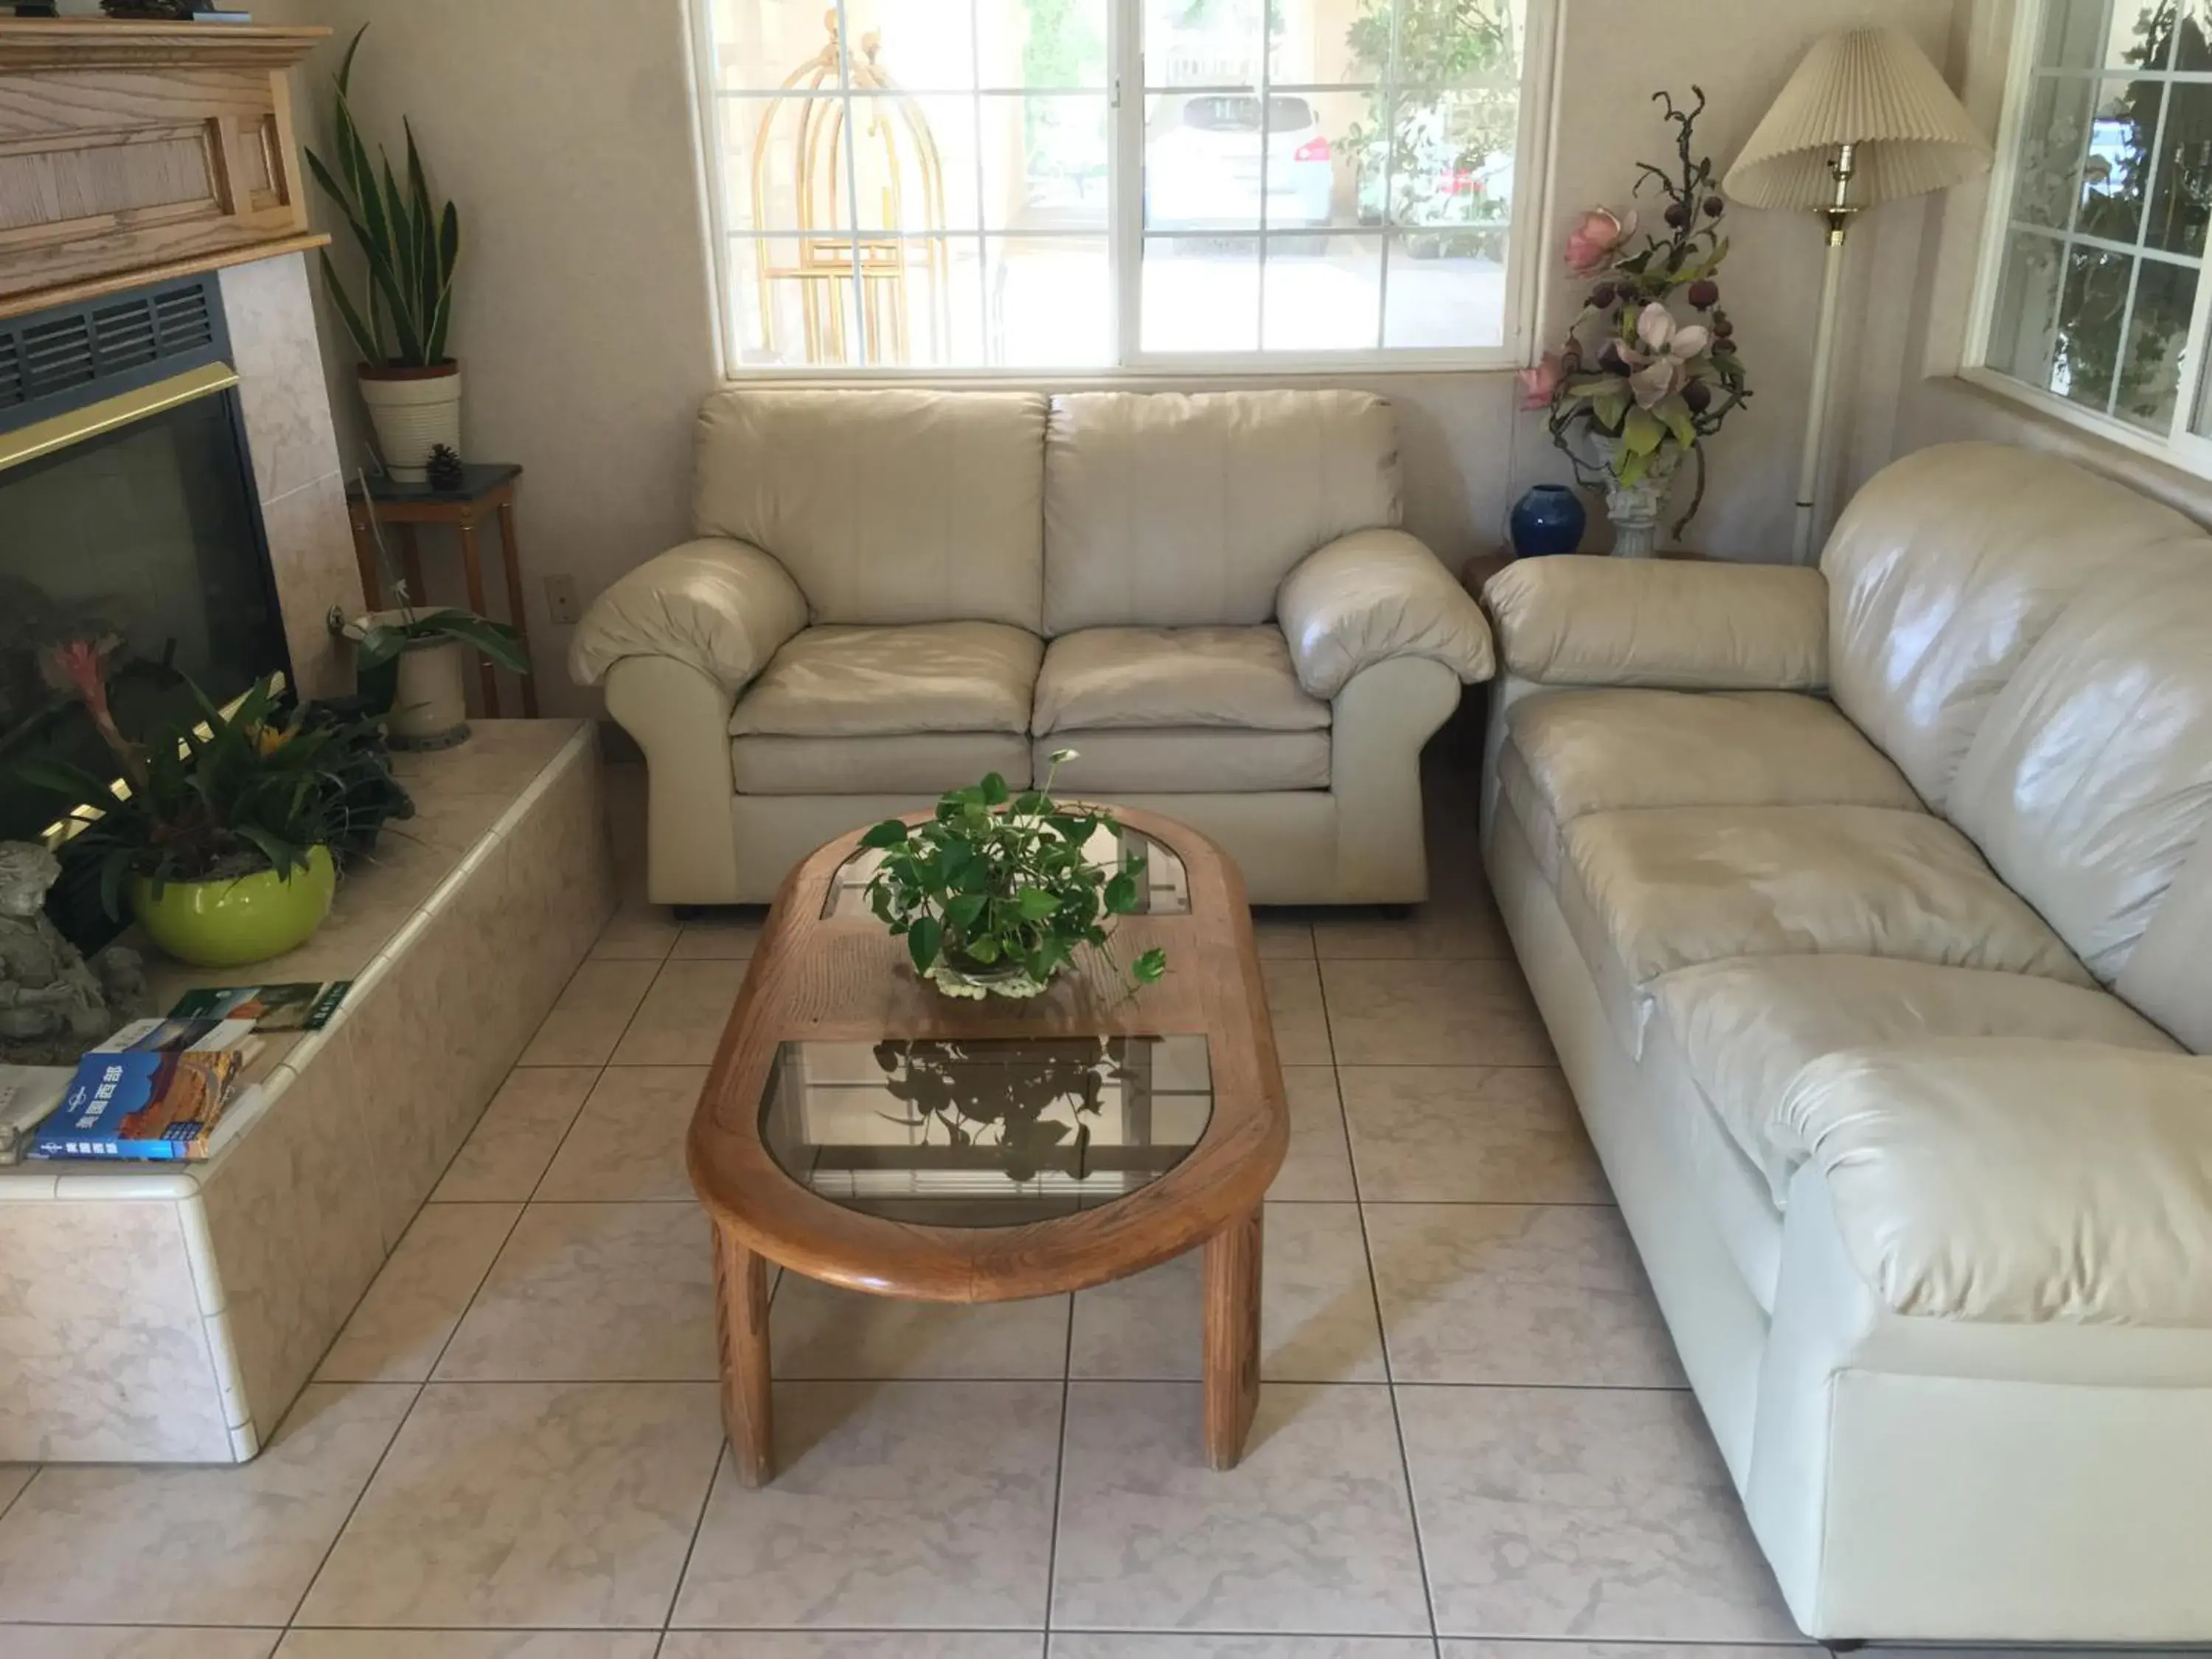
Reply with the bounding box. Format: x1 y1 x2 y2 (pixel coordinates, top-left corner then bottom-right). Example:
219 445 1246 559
1270 1066 1355 1201
1441 1645 1815 1659
1340 1066 1609 1204
1251 912 1316 959
1322 959 1554 1067
1399 1385 1797 1640
534 1066 706 1202
436 1203 716 1382
279 1637 659 1659
516 959 659 1068
317 1202 522 1383
667 1638 1041 1659
1312 888 1513 961
1366 1205 1685 1387
672 1380 1062 1629
587 901 681 962
296 1381 723 1630
1051 1381 1428 1635
1261 958 1333 1065
0 1382 412 1625
771 1275 1071 1379
0 1462 30 1514
1057 1640 1435 1658
609 958 749 1065
431 1068 599 1203
1070 1203 1382 1383
669 911 765 960
9 1633 279 1659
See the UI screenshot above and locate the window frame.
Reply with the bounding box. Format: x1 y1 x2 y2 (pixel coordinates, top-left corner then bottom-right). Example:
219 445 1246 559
1964 0 2212 473
684 0 1559 378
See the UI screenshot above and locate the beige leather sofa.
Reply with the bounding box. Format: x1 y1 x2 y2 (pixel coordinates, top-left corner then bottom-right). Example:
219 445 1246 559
1478 442 2212 1643
571 387 1493 905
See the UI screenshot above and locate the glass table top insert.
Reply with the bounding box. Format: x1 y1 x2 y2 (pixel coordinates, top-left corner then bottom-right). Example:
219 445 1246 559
823 821 1191 919
759 1034 1214 1226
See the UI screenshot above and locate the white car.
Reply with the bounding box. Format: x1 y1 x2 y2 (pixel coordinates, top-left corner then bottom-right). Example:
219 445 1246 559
1144 93 1335 232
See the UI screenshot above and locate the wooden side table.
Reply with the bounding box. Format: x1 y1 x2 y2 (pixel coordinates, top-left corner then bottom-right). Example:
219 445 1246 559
347 462 539 717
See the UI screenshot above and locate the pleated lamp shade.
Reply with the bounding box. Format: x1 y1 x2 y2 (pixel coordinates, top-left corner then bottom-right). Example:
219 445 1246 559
1725 27 1992 211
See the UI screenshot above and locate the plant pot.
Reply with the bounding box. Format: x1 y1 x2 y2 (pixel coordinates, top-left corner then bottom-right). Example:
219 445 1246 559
387 635 471 748
131 846 338 969
358 361 461 484
926 950 1057 1001
1601 445 1686 560
1509 484 1587 557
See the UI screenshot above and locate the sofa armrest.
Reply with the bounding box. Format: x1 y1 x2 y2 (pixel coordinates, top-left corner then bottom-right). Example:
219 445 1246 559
1770 1039 2212 1326
1482 555 1828 691
568 537 809 697
1276 528 1495 700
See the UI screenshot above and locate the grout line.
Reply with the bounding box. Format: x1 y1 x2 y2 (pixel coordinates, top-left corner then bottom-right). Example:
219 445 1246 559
279 1377 425 1631
0 1467 39 1528
658 1441 729 1635
1040 1288 1077 1644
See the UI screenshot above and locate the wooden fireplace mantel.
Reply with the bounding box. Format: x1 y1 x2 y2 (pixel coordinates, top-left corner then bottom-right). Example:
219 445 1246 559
0 18 333 322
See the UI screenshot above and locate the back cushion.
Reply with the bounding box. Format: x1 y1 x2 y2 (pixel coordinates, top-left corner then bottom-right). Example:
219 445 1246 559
1951 552 2212 986
1823 442 2199 812
693 388 1046 630
1042 389 1400 633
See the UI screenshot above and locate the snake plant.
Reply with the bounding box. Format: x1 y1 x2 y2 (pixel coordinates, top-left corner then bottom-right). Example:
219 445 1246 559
304 25 459 369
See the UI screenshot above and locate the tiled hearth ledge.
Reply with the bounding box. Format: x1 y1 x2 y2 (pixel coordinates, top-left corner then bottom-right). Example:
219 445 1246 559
0 722 615 1464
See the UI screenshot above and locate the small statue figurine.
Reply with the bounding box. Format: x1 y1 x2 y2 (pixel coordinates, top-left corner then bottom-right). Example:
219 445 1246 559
0 841 148 1065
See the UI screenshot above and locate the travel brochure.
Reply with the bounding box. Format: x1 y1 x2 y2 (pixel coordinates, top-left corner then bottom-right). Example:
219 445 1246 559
12 981 350 1164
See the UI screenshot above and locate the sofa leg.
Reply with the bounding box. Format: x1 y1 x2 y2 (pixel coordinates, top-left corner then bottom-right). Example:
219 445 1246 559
1824 1642 1865 1653
673 903 710 922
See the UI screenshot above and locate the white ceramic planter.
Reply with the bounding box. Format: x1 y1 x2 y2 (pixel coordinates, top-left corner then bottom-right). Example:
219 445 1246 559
389 636 470 747
358 364 462 484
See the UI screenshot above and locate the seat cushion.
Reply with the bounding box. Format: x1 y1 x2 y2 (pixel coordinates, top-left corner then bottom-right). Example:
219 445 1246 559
729 622 1043 739
1652 955 2179 1206
1033 626 1330 735
731 731 1030 796
1501 688 1922 881
1559 804 2095 1052
1043 730 1329 793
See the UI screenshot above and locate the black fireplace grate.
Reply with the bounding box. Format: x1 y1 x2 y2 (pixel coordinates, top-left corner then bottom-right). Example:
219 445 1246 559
0 273 229 429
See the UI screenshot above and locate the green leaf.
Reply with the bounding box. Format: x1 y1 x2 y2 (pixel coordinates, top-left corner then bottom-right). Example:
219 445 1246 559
1621 405 1665 456
978 771 1010 806
1658 395 1699 451
963 934 1000 964
945 892 987 931
906 916 943 974
1132 948 1169 984
860 820 909 849
314 245 382 363
1016 888 1061 919
1102 871 1139 914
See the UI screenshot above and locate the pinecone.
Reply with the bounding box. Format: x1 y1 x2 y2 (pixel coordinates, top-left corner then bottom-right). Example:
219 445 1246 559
425 443 465 490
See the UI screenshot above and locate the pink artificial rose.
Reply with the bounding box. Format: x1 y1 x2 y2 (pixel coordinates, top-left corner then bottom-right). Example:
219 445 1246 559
1563 207 1635 276
1517 349 1566 411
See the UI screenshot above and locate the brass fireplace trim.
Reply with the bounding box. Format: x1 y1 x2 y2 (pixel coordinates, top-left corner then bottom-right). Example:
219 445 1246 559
0 361 240 474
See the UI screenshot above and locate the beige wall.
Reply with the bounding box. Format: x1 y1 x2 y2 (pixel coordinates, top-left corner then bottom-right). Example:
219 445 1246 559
271 0 1954 717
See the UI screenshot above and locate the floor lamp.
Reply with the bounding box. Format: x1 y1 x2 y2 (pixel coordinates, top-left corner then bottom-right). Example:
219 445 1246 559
1725 27 1992 564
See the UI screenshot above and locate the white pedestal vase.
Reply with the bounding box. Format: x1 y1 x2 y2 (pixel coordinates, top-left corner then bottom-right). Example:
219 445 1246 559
1602 448 1686 560
358 363 461 484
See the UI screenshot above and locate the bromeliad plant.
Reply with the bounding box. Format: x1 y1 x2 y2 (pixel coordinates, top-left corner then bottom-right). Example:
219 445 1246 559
1517 87 1750 539
20 663 409 919
303 25 459 371
860 753 1168 1001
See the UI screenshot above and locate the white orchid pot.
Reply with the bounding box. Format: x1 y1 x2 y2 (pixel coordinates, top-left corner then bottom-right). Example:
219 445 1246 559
389 636 470 748
358 362 461 484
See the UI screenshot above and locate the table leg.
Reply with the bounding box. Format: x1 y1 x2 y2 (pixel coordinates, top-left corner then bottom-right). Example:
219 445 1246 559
1203 1203 1262 1470
347 504 380 611
397 524 426 611
713 1222 775 1486
456 518 500 717
495 496 540 716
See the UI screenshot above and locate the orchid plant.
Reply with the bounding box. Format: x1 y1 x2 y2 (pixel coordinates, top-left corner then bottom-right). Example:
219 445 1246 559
1517 88 1750 539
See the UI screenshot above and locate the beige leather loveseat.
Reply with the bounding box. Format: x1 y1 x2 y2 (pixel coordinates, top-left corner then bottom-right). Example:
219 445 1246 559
571 387 1493 905
1479 442 2212 1642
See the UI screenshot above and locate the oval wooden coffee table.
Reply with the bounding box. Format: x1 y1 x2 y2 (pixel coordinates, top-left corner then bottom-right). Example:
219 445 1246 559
687 806 1288 1486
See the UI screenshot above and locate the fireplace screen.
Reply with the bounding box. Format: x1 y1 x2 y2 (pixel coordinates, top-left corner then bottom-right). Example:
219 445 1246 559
0 385 290 849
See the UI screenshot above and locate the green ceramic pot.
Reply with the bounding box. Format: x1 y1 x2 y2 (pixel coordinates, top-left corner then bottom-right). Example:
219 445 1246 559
131 846 338 968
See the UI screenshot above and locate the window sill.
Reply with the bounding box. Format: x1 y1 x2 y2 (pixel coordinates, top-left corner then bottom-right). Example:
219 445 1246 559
1930 372 2212 525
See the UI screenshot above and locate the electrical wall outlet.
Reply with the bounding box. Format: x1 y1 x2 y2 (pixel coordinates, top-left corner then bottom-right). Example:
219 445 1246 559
543 574 581 625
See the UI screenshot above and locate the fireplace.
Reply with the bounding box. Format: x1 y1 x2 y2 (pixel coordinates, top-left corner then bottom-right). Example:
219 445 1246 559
0 274 292 850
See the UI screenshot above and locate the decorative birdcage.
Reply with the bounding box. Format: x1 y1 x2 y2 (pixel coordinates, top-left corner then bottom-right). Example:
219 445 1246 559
751 13 950 366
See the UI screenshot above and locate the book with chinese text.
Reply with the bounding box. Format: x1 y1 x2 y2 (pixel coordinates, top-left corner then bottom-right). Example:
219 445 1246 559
29 1018 257 1162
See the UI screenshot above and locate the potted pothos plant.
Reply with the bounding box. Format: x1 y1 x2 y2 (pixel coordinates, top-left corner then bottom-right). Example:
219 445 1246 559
860 753 1168 1001
305 24 462 484
21 650 411 969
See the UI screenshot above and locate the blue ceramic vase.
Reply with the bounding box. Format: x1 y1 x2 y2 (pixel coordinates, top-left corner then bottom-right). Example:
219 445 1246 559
1509 484 1586 557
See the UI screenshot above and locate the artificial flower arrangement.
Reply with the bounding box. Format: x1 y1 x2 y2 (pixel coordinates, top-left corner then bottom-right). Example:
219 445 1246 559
1517 88 1750 552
